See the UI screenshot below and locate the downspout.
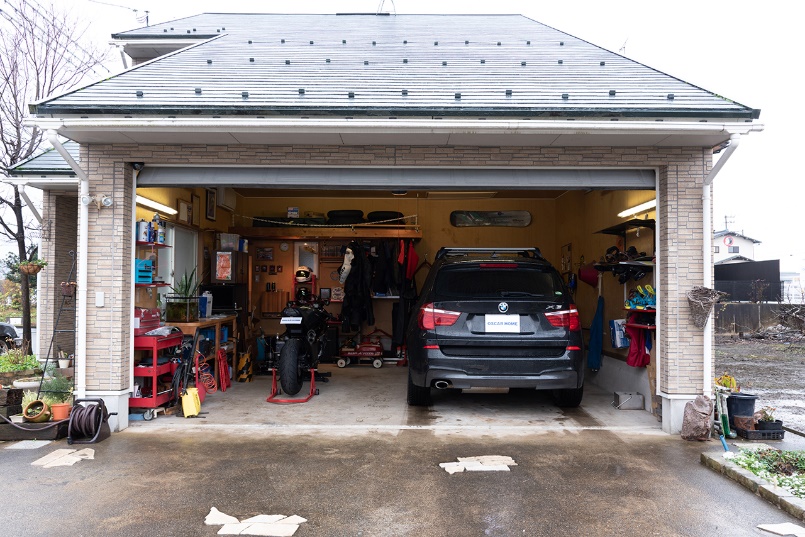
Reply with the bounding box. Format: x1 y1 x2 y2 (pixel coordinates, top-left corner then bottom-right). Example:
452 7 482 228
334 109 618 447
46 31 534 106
47 131 89 399
18 185 42 224
702 133 741 398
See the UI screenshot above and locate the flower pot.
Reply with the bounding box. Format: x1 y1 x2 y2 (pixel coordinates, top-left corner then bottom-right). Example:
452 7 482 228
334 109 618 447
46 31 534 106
13 378 42 390
60 282 76 297
58 359 72 369
50 403 72 421
19 264 42 275
22 400 51 423
756 419 783 431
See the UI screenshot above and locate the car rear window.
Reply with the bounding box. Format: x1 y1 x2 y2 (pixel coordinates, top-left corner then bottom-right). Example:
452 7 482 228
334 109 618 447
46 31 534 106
433 265 565 299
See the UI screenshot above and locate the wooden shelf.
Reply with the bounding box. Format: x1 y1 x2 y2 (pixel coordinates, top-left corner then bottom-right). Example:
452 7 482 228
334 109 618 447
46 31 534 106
136 241 171 248
136 283 170 288
625 323 656 330
230 226 422 240
624 308 656 313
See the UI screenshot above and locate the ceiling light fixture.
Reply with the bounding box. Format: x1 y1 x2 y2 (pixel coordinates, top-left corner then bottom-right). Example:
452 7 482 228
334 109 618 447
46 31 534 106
136 195 178 215
617 199 656 218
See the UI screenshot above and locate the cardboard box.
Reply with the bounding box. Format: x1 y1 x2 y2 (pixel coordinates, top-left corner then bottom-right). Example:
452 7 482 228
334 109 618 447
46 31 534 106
609 319 628 349
613 392 644 410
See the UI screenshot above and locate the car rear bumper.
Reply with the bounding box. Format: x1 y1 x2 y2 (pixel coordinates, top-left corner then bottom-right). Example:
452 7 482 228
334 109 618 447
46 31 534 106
420 368 580 390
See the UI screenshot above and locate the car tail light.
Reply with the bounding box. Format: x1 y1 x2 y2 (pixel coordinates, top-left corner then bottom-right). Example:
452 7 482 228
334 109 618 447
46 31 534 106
566 345 582 351
545 305 580 331
418 303 461 330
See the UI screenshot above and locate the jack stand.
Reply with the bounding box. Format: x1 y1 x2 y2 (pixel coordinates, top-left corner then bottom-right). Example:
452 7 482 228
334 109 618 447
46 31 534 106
267 368 320 404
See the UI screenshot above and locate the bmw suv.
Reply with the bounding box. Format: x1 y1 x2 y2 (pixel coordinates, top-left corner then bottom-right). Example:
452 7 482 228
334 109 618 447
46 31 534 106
405 247 584 407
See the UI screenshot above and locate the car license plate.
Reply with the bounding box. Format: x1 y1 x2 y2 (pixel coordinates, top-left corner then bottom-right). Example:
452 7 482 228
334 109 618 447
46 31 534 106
280 317 302 325
484 314 520 333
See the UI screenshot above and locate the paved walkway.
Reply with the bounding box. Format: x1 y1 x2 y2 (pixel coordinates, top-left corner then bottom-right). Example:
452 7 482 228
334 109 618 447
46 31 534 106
4 365 805 536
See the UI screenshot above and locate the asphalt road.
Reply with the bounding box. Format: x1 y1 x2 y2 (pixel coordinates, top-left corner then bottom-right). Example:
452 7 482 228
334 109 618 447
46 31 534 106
3 424 803 537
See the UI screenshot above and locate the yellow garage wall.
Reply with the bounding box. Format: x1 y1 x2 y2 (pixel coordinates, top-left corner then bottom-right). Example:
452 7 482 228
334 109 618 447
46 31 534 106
134 188 655 359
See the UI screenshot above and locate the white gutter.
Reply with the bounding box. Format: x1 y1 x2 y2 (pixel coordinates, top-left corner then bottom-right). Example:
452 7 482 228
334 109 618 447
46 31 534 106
702 133 741 398
18 185 42 224
30 117 764 138
47 130 89 399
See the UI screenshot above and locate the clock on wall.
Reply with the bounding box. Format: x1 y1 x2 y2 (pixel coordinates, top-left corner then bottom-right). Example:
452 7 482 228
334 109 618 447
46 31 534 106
280 242 290 252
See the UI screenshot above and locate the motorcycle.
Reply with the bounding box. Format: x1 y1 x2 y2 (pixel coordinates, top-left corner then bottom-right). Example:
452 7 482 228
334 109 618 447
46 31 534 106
276 290 335 395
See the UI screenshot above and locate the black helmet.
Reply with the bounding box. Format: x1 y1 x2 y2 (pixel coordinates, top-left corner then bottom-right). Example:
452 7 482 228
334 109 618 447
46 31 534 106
296 286 311 302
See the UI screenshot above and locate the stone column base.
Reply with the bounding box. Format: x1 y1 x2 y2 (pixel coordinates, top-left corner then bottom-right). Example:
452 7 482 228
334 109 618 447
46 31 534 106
661 394 697 434
82 390 130 432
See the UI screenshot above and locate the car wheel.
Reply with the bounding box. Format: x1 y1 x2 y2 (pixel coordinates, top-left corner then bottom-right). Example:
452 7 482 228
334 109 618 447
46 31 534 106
552 386 584 408
0 340 8 355
407 370 431 406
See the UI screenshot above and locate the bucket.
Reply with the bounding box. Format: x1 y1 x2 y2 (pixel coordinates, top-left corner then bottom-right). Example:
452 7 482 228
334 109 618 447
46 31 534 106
726 392 757 427
136 220 150 242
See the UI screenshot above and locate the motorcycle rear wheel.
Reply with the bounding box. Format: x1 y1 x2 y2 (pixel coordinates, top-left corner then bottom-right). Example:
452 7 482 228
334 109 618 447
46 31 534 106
279 338 304 395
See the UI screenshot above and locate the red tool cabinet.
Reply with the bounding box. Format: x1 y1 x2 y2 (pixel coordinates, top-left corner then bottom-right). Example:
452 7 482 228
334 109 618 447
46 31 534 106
131 333 183 409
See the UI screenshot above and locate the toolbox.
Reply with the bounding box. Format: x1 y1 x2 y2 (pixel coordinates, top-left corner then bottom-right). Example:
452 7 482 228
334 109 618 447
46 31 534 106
135 259 153 284
134 307 161 335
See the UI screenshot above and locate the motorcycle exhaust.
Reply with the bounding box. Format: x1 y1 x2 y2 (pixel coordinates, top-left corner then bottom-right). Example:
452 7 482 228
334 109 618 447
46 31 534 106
434 380 451 390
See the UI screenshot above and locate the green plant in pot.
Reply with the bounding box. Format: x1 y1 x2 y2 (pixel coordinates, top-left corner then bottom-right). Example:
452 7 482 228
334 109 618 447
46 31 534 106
756 406 783 430
166 268 201 322
35 374 74 421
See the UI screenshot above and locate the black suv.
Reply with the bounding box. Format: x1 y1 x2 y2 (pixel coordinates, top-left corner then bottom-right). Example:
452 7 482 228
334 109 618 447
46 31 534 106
405 247 584 407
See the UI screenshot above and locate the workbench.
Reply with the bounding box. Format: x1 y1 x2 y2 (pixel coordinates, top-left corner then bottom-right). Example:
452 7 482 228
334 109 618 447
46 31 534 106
171 314 237 385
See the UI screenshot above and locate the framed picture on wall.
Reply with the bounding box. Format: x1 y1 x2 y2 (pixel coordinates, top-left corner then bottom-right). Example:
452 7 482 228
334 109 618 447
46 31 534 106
191 194 201 226
206 188 217 221
177 199 192 225
256 247 274 261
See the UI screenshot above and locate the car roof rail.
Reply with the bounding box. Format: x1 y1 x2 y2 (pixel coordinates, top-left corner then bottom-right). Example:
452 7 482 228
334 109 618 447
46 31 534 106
436 247 544 260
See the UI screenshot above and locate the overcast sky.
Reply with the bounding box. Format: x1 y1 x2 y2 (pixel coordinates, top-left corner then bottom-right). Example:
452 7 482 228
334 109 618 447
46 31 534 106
8 1 802 273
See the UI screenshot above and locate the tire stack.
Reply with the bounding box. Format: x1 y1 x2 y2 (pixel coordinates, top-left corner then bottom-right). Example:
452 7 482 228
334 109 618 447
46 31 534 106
236 352 253 383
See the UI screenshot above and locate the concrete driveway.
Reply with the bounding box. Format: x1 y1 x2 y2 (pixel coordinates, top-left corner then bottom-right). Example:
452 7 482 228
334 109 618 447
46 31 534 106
3 364 805 536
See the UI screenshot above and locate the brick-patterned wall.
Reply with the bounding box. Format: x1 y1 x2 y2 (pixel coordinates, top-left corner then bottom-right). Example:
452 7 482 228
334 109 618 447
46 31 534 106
38 193 78 360
49 143 710 396
80 147 134 392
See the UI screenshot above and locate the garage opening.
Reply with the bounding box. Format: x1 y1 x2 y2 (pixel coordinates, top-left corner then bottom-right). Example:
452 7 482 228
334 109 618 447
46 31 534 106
132 166 658 423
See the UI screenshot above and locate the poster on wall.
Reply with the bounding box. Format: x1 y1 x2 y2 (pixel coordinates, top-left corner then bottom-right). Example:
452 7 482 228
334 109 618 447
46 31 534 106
256 247 274 260
216 251 233 281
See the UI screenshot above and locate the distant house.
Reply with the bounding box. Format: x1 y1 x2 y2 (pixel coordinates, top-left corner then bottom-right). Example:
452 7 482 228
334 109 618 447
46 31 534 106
713 230 761 264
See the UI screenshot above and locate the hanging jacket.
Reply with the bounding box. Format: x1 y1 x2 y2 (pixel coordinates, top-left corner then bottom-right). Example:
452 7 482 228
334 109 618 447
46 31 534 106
340 240 375 332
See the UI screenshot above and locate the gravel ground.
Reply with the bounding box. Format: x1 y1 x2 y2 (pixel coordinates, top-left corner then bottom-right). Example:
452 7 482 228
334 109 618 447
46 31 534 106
715 333 805 433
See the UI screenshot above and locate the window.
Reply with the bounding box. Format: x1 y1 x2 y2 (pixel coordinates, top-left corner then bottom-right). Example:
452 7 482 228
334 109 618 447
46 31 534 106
728 246 740 254
713 246 720 254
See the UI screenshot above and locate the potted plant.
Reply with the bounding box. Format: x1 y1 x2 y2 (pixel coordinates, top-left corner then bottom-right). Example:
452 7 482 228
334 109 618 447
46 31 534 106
41 373 73 420
22 398 51 423
17 258 47 275
0 348 43 385
166 268 201 322
60 281 77 297
756 406 783 430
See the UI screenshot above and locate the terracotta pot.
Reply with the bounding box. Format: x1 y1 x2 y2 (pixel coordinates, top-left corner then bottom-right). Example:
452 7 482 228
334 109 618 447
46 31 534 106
50 403 72 421
22 400 51 423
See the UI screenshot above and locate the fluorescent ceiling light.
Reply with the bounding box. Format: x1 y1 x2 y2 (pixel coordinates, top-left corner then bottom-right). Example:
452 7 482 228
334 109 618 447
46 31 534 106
618 199 656 218
136 195 178 215
426 191 497 199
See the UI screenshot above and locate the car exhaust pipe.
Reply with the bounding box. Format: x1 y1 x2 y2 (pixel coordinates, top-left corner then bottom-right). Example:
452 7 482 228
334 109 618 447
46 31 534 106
434 380 451 389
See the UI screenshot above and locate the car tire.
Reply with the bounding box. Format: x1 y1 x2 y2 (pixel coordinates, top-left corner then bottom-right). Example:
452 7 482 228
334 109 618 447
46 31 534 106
407 370 432 406
0 339 8 355
552 386 584 407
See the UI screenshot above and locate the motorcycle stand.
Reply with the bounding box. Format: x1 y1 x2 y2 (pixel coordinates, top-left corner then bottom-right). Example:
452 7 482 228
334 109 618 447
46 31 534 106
267 368 325 404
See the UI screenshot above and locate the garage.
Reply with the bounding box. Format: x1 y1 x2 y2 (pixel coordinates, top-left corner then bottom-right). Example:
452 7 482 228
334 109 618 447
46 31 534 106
19 13 761 434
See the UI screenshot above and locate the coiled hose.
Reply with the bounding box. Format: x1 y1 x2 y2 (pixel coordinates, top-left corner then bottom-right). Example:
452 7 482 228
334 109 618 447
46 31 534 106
69 403 108 440
197 357 217 393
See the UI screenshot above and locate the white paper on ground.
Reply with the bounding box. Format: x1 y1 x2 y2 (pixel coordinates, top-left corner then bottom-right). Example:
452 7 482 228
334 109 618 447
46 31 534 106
757 522 805 537
240 523 299 536
205 507 240 525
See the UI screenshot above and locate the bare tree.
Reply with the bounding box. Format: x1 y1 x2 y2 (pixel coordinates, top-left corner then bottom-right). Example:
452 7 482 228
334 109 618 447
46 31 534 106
0 0 106 347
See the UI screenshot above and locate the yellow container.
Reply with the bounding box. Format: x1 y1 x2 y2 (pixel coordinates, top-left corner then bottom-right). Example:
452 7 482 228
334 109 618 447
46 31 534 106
182 388 201 418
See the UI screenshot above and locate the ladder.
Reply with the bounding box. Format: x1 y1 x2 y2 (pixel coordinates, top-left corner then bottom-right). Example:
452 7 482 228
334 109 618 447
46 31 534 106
36 250 77 402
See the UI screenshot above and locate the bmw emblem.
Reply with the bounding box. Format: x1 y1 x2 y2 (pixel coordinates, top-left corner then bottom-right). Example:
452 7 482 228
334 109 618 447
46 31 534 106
498 302 509 313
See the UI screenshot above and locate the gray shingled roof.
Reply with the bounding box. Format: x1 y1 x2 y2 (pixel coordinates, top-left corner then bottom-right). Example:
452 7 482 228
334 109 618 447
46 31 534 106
31 13 757 119
6 141 78 176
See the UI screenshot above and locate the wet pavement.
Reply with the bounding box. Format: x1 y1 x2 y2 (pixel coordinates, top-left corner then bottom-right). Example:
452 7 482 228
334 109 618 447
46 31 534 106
3 364 805 536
